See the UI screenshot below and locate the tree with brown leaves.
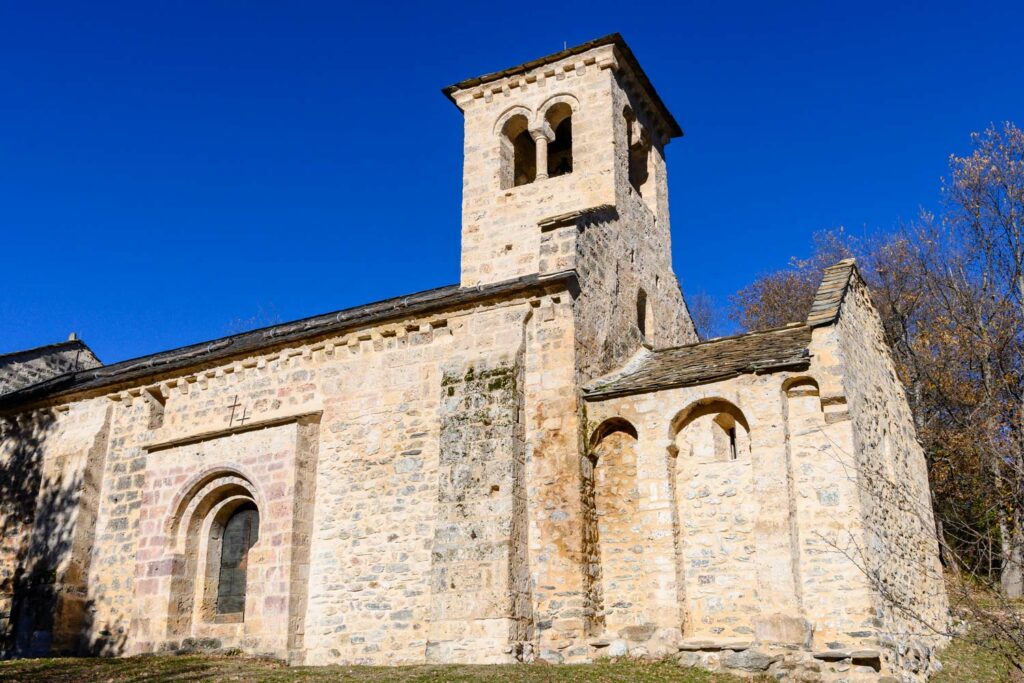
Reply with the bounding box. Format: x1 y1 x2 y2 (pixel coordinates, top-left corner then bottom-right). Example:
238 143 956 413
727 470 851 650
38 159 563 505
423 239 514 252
729 122 1024 668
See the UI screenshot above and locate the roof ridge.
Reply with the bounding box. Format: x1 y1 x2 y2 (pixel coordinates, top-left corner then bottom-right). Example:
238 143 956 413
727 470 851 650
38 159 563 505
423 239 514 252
647 322 808 355
0 272 578 411
0 337 91 362
807 259 859 328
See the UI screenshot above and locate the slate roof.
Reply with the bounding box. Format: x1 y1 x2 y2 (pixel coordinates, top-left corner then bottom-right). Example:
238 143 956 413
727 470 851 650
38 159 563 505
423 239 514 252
584 324 813 399
0 338 97 363
1 260 860 409
807 259 857 327
0 271 576 410
584 259 860 400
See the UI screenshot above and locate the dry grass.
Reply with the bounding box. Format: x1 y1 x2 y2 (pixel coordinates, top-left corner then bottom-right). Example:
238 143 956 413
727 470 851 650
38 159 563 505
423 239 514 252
0 656 744 683
931 575 1024 683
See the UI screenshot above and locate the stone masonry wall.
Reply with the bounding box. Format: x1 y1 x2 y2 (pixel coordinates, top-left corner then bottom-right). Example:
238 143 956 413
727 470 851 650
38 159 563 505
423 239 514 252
124 416 320 659
585 374 809 653
453 44 620 288
0 282 578 665
582 357 903 680
832 276 949 678
0 400 110 657
427 359 527 663
300 300 535 665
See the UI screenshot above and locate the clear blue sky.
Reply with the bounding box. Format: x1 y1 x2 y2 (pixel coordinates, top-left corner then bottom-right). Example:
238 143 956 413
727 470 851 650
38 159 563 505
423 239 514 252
2 1 1022 362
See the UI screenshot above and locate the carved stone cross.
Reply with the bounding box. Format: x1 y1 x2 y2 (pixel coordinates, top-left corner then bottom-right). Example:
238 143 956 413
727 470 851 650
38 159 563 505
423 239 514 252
227 395 242 427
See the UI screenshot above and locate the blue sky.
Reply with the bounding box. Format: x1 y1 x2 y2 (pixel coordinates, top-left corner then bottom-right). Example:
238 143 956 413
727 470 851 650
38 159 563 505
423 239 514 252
2 1 1022 362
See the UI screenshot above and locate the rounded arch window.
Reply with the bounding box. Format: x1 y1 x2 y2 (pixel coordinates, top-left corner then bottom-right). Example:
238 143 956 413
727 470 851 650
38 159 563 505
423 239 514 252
500 113 536 188
216 502 260 616
671 399 751 462
164 470 264 636
545 102 573 178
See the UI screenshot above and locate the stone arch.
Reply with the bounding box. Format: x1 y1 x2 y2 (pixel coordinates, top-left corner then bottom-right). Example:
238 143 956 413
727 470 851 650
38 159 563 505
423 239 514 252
497 109 536 188
534 93 579 126
623 104 656 214
492 104 534 136
782 376 819 392
587 417 649 634
670 398 751 462
588 416 639 452
782 376 821 405
669 398 758 637
166 465 264 552
165 468 264 638
624 106 650 190
540 100 573 179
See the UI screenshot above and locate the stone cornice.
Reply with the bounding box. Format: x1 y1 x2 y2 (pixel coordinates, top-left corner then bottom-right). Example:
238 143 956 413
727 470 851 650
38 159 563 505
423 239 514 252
0 271 578 413
442 33 682 139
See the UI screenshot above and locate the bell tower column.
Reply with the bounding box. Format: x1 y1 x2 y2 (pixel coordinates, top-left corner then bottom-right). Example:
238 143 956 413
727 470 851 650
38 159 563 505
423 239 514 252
531 127 552 182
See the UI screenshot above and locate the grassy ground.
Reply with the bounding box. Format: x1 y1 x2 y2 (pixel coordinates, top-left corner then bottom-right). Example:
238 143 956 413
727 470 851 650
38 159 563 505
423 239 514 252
932 636 1020 683
0 656 744 683
4 582 1021 683
4 633 1023 683
931 577 1024 683
3 636 1023 683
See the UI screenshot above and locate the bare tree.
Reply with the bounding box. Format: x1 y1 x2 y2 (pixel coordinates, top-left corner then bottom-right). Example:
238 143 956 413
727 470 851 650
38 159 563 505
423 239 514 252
685 291 719 341
940 123 1024 597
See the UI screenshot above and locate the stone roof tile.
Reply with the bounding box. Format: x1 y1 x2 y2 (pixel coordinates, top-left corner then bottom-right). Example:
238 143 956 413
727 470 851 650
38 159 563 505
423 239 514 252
806 258 858 328
0 271 576 411
584 324 812 400
584 259 860 400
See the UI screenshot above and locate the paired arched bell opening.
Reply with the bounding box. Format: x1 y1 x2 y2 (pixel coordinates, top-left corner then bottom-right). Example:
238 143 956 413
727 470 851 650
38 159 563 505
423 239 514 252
165 469 263 636
544 102 574 178
496 97 577 189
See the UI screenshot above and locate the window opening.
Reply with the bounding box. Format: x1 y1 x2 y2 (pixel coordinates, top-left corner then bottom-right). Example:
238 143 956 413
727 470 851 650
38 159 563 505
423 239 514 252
216 503 259 615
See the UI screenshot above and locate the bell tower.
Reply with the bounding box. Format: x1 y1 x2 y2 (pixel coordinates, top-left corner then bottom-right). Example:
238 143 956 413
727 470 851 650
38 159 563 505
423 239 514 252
443 34 683 288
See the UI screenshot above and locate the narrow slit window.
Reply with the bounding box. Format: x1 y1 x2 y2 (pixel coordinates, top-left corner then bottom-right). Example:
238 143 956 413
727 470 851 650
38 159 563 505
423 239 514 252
636 288 653 340
624 105 655 209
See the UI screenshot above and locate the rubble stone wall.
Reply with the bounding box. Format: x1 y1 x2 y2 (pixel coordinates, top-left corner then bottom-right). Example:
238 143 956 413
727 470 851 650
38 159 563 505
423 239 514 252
832 276 949 677
0 285 579 666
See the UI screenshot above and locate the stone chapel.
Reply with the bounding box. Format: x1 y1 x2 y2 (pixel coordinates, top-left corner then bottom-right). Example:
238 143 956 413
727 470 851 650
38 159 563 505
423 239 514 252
0 35 949 681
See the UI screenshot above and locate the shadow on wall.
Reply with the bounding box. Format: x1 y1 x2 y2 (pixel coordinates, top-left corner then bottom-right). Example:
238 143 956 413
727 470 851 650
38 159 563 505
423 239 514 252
0 410 127 659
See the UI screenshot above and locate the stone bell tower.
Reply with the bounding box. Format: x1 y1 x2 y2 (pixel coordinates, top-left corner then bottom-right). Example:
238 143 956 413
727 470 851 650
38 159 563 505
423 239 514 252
443 34 684 289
